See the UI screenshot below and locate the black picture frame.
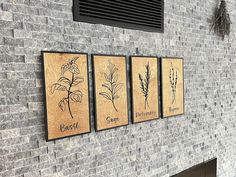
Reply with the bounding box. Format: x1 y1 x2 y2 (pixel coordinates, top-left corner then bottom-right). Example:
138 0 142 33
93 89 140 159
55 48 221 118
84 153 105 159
92 54 130 132
130 55 161 124
42 51 91 141
160 57 185 118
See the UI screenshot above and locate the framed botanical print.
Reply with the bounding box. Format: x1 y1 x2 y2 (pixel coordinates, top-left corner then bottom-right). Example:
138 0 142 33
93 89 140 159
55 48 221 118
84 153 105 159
92 54 129 131
130 56 160 123
160 57 184 118
42 51 91 141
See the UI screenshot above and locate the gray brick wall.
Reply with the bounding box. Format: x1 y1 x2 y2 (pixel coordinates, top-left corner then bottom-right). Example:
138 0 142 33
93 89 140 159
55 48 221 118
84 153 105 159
0 0 236 176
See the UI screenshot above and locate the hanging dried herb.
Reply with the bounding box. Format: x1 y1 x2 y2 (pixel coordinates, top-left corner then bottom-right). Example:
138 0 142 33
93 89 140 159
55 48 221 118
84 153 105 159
211 0 231 40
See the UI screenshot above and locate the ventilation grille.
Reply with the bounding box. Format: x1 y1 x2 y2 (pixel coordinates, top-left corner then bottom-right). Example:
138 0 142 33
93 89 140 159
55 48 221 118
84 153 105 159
73 0 164 32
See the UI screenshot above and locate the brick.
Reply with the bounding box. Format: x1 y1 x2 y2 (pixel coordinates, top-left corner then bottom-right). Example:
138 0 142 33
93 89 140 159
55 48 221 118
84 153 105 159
13 30 32 39
0 11 12 21
0 97 6 105
4 37 24 47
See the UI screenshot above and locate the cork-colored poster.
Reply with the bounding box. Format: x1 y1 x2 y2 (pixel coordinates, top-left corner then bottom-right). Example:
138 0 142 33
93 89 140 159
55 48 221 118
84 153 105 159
92 55 129 131
130 56 160 123
161 57 184 118
42 51 91 141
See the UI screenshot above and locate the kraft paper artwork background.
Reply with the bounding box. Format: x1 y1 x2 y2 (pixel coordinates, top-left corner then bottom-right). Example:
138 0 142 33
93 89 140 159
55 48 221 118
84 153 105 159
93 55 129 131
161 58 184 118
43 52 90 141
131 56 160 123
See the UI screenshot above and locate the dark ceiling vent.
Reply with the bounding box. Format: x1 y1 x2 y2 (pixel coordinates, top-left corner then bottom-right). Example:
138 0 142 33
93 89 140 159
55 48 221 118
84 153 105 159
73 0 164 32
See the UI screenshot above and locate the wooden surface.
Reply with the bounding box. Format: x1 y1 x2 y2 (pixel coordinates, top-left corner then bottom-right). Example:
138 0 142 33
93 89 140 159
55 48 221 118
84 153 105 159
43 52 90 140
161 58 184 117
131 57 160 123
93 55 128 131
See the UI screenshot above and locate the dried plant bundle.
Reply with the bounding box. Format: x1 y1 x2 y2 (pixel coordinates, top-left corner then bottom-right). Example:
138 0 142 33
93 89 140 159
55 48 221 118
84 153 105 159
211 0 231 40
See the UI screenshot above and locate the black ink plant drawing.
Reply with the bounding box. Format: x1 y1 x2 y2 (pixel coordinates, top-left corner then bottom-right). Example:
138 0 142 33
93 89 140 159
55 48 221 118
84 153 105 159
51 57 84 119
99 61 123 112
169 62 178 105
139 62 151 109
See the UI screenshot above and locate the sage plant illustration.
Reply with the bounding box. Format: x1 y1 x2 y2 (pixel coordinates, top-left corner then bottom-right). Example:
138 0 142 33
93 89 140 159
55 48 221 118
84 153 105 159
99 60 123 112
139 62 151 109
51 57 84 119
169 62 178 105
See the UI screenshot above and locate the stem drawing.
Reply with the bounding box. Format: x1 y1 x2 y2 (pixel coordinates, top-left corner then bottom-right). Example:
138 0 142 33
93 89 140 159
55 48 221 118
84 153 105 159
99 60 123 112
51 57 84 119
139 62 151 109
169 62 178 105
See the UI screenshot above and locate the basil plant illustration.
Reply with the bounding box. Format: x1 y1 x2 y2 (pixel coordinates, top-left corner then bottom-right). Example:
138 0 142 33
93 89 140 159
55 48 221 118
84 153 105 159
99 61 123 112
139 62 151 109
169 62 178 105
51 57 84 119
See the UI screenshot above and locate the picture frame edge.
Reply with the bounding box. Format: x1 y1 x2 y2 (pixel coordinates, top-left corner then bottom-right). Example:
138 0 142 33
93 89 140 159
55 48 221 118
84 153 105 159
42 51 91 141
130 55 161 124
160 57 185 118
92 54 129 131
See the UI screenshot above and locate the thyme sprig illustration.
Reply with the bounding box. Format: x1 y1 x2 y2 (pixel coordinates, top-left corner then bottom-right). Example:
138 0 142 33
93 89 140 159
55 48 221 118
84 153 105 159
169 62 178 105
138 62 151 109
99 60 123 112
51 57 84 119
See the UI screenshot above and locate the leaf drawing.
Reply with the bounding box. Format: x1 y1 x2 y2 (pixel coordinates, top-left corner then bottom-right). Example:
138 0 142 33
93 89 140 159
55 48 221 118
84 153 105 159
69 90 83 102
72 77 84 86
51 83 67 94
138 62 151 109
58 98 68 111
169 62 178 105
50 56 84 119
58 77 71 85
99 60 123 112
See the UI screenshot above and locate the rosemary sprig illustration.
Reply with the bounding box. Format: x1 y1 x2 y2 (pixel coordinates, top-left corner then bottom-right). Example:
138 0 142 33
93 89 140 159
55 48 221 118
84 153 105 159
99 60 123 112
138 62 151 109
51 57 84 119
169 62 178 105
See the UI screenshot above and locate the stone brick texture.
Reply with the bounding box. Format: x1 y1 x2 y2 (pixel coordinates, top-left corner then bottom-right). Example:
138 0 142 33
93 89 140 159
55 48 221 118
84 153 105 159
0 0 236 177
